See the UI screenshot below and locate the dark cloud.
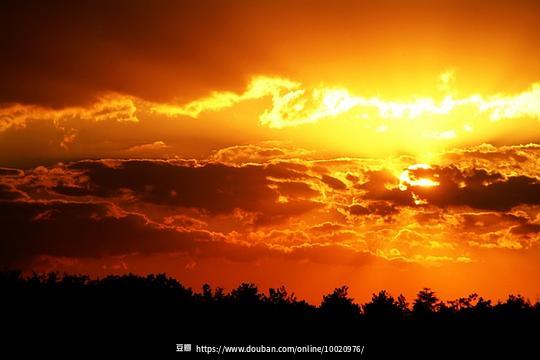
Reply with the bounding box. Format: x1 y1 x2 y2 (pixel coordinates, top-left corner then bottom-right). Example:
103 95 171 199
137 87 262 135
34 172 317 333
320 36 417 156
273 181 319 199
321 174 347 190
0 199 389 269
0 167 23 176
4 0 539 107
0 200 222 266
362 165 540 211
412 168 540 211
0 184 27 200
286 244 390 267
357 170 414 206
366 201 399 217
347 204 370 216
51 185 93 197
8 156 540 220
510 223 540 236
346 201 399 218
48 160 321 222
414 211 443 224
460 212 528 233
264 162 311 179
0 0 272 107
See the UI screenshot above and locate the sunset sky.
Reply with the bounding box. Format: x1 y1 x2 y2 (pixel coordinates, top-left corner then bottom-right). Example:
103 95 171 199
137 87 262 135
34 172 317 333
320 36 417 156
1 0 540 303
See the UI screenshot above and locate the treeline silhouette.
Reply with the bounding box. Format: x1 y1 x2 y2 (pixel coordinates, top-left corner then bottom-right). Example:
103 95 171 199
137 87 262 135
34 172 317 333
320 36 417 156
2 270 539 322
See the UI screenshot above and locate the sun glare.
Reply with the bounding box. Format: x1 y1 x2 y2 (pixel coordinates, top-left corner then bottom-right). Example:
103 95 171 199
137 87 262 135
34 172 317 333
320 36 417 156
399 164 440 191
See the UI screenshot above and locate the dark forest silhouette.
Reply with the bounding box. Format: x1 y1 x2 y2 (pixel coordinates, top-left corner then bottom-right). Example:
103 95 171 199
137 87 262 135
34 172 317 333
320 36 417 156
2 270 539 322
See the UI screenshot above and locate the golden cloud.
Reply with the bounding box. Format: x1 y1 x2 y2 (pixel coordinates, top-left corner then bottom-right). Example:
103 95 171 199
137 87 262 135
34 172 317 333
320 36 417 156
151 76 540 130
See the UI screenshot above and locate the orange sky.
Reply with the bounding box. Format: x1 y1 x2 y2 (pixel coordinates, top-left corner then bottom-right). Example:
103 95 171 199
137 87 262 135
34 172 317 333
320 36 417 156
1 0 540 304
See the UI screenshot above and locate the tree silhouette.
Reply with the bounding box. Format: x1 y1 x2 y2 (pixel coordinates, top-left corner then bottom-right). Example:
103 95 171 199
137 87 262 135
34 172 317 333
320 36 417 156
230 283 262 305
496 294 533 320
363 290 406 320
266 286 296 305
201 283 214 303
413 288 439 319
1 271 539 323
320 285 361 320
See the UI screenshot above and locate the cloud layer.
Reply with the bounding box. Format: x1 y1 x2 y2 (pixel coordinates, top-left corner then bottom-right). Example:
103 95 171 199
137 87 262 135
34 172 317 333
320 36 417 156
1 143 538 271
